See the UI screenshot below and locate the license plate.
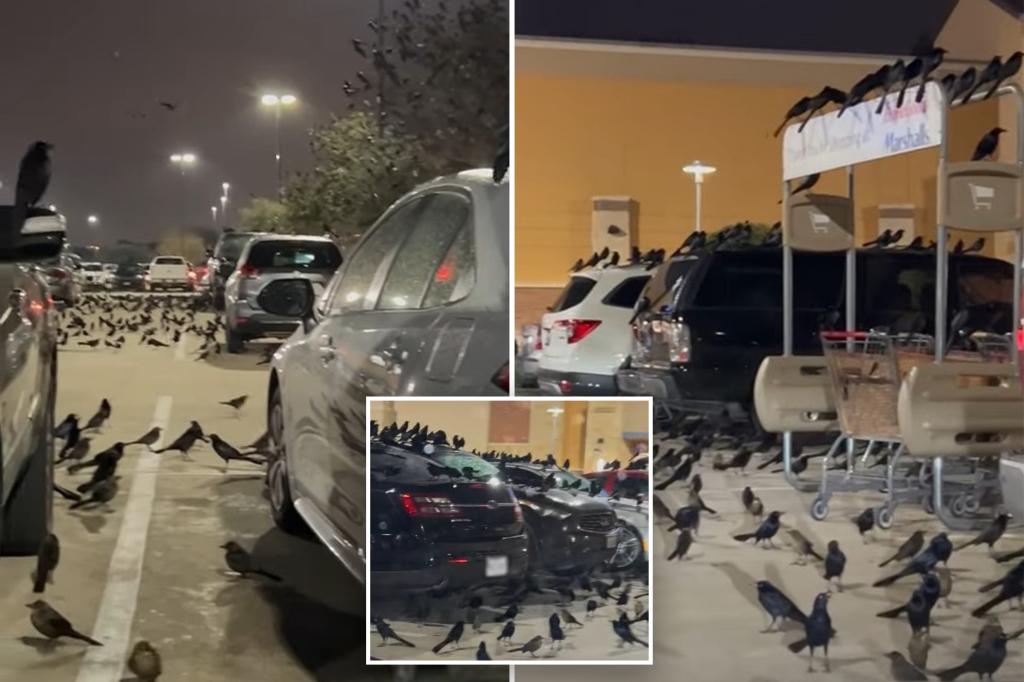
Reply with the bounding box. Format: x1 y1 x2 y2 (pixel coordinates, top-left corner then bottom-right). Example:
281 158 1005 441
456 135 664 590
485 555 508 577
606 533 619 548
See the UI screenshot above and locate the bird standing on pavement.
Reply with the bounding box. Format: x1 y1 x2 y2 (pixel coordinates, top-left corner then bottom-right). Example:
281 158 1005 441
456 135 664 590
972 127 1006 161
220 541 281 581
756 580 807 631
476 641 491 660
497 620 515 644
26 600 101 645
854 508 875 542
973 561 1024 617
880 531 925 567
824 540 846 592
432 621 464 654
31 534 59 594
209 434 265 473
126 427 162 450
612 614 648 647
83 399 111 431
788 593 833 673
955 513 1011 552
874 534 952 587
219 394 248 412
376 619 415 646
937 634 1008 681
787 529 822 564
734 511 783 548
127 640 162 681
153 421 206 459
70 475 120 509
509 634 543 656
667 528 692 561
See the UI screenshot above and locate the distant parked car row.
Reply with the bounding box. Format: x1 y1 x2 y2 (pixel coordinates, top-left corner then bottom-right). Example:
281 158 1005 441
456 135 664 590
532 246 1015 428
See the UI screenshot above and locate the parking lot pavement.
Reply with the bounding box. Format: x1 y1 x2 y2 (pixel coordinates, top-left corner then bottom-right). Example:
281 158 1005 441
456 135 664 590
0 300 503 682
517 436 1024 682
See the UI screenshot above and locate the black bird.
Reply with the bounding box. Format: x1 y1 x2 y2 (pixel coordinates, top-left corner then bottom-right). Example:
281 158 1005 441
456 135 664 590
497 619 515 643
839 66 887 117
125 427 162 450
158 101 178 111
880 530 926 567
937 634 1008 681
153 421 206 459
877 59 907 114
509 635 543 656
219 394 248 411
570 258 584 272
939 72 958 97
897 56 925 108
971 127 1006 161
756 580 807 631
495 603 518 622
585 600 599 618
667 528 692 560
432 621 464 654
32 534 60 594
824 540 846 592
950 66 977 104
376 619 414 646
476 641 491 660
877 574 940 632
774 96 811 137
956 513 1011 552
787 593 833 673
667 505 701 535
964 56 1003 102
220 541 281 581
985 51 1022 98
789 173 820 198
854 508 875 542
914 47 947 102
654 457 692 490
972 561 1023 617
83 398 111 430
611 615 648 647
69 475 119 509
53 483 81 502
874 533 952 587
962 237 985 254
11 141 52 235
550 619 566 649
55 413 77 439
57 436 91 464
208 434 265 473
734 511 782 547
996 546 1024 563
69 441 124 480
713 446 753 474
797 86 846 132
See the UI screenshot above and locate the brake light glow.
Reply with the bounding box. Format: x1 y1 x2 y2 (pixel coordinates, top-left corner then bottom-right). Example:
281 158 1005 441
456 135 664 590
238 265 260 279
448 557 470 564
188 270 197 280
554 319 601 344
435 262 453 282
399 492 460 517
492 362 509 393
513 502 523 523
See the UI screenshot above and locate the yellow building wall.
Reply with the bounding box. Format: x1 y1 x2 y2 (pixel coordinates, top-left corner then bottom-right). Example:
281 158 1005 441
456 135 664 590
515 72 1001 288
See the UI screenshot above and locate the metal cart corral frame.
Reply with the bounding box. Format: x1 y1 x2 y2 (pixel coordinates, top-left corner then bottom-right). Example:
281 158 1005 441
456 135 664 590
756 79 1024 531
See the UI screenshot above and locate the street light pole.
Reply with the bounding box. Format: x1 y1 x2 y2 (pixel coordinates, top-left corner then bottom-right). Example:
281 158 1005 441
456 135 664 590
211 205 218 225
261 94 297 200
170 152 197 226
682 161 717 232
221 182 230 226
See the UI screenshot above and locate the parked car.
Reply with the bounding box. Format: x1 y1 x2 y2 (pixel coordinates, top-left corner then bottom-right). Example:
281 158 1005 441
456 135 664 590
618 247 1015 426
539 263 651 395
263 167 510 581
79 261 109 289
515 324 542 388
502 462 643 571
40 248 80 307
0 207 63 556
109 262 146 291
369 437 529 592
145 255 194 291
223 235 342 353
209 230 267 310
192 263 210 291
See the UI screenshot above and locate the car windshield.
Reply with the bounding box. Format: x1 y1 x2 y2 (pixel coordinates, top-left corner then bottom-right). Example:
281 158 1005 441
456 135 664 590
116 263 141 275
83 263 102 271
216 234 257 261
246 240 342 270
154 257 184 265
436 452 500 481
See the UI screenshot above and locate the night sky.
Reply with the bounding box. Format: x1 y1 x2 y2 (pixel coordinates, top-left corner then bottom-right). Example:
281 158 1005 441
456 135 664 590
0 0 379 245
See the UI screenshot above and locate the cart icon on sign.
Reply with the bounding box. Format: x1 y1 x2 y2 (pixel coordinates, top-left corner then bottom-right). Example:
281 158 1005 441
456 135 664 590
810 211 831 234
969 183 995 210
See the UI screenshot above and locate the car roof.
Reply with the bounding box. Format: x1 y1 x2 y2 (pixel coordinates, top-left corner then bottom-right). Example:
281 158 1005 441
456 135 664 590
571 262 651 281
246 234 335 244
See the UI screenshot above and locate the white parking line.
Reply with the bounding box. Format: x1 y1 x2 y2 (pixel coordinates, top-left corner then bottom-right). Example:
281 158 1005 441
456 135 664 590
174 335 187 361
75 395 172 682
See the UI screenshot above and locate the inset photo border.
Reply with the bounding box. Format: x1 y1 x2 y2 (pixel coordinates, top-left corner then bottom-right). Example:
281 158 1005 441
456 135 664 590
364 397 654 666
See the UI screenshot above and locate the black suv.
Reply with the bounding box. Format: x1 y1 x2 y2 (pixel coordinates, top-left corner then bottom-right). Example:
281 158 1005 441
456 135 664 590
369 440 529 592
618 247 1014 424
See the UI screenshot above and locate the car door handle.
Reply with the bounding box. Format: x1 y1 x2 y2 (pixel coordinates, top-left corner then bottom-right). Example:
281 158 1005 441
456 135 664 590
318 334 335 365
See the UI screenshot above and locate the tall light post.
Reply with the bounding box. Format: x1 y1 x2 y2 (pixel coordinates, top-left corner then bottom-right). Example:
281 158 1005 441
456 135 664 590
260 93 297 199
170 152 198 225
87 215 99 228
211 205 218 225
220 182 230 225
682 161 717 232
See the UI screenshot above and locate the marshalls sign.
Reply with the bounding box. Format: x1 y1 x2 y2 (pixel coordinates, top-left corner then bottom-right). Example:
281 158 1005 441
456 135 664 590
783 81 943 180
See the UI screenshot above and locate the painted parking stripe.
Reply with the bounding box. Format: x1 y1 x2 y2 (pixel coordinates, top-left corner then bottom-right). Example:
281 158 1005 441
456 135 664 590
74 395 172 682
174 335 187 361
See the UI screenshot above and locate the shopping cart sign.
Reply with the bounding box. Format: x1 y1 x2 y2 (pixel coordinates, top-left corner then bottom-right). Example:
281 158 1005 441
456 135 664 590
968 183 995 210
810 211 831 234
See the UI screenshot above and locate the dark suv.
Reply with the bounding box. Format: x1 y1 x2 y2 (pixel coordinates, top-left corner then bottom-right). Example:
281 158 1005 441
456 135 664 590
618 248 1014 424
369 441 529 592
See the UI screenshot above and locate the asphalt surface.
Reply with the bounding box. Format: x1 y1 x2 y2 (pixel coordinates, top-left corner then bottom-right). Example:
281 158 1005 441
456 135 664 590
0 294 508 682
514 434 1024 682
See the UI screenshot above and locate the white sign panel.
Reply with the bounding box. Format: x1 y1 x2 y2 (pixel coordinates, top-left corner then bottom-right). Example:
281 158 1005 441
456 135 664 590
782 81 943 180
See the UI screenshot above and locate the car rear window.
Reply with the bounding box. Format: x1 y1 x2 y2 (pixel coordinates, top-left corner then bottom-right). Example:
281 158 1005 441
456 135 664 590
551 276 596 312
245 240 341 270
602 275 651 308
693 252 843 310
154 257 185 265
83 263 102 271
644 258 698 311
116 263 141 275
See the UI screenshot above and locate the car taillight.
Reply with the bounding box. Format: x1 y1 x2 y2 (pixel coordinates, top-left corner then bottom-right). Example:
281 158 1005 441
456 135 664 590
188 270 197 280
533 337 542 351
559 379 572 395
1016 327 1024 352
399 493 460 517
666 319 692 363
555 319 601 344
492 362 509 392
513 501 523 523
238 265 260 279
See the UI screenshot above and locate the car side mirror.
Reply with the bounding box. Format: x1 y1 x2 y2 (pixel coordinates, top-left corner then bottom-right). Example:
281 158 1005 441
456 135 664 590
0 207 66 262
257 278 317 331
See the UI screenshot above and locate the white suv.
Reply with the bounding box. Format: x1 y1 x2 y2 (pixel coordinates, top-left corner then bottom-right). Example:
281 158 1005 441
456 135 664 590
539 263 651 395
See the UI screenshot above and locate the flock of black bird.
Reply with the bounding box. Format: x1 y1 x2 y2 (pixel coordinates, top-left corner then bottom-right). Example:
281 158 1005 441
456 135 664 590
16 293 284 679
370 421 649 660
651 413 1023 679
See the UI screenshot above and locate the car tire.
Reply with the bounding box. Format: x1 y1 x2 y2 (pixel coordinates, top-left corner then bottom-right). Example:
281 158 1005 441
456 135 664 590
226 326 245 354
0 360 55 556
267 387 306 535
608 524 645 571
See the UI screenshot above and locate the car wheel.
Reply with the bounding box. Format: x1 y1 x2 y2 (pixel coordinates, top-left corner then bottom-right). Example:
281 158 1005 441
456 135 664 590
0 362 55 556
267 387 306 535
608 524 644 571
226 326 245 354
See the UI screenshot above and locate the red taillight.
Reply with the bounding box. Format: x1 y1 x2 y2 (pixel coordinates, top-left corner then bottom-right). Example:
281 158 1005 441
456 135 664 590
533 337 542 351
399 492 460 517
188 270 197 280
513 502 523 523
492 363 509 392
1016 328 1024 351
555 319 601 344
559 379 572 395
238 265 260 279
448 557 470 564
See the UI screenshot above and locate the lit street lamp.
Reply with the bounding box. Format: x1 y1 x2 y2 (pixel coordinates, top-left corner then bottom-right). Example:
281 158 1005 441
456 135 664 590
260 93 298 199
220 182 230 225
87 214 99 227
682 161 717 232
211 205 218 225
169 152 198 225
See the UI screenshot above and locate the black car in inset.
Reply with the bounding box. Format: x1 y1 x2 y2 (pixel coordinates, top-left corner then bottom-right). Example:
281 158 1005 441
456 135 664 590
369 439 529 593
618 247 1014 426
